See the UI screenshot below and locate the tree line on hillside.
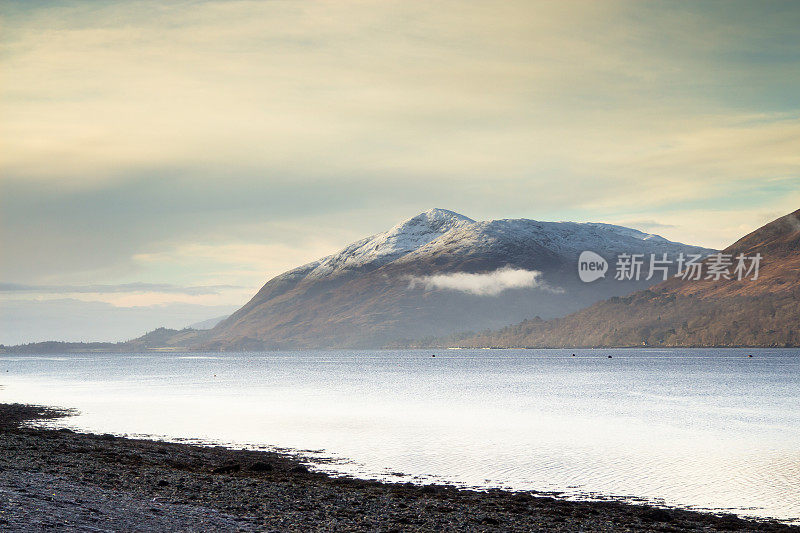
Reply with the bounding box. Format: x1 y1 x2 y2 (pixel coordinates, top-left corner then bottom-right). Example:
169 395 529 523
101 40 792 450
449 289 800 348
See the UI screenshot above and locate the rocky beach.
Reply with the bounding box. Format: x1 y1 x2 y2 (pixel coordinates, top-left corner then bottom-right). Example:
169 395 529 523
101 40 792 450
0 403 797 532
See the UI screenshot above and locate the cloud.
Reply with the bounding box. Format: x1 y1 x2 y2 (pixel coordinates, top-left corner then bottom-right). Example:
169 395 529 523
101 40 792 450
409 268 560 296
132 241 339 275
0 282 239 295
0 298 238 345
2 0 798 198
1 0 799 341
614 220 677 232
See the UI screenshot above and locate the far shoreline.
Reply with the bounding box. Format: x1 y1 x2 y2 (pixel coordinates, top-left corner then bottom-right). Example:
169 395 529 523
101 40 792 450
3 341 800 354
1 402 797 532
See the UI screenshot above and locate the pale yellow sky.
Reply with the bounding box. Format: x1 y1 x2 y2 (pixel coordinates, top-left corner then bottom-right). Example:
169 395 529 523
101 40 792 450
1 0 799 341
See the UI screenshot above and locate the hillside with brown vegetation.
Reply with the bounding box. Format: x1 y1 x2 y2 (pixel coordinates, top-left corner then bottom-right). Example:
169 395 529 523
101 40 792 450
457 209 800 348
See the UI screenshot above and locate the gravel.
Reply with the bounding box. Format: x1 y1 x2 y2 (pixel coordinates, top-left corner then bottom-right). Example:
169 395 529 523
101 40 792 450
1 403 797 532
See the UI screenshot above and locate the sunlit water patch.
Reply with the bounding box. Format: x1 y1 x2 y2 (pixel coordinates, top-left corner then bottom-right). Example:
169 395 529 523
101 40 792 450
1 348 798 523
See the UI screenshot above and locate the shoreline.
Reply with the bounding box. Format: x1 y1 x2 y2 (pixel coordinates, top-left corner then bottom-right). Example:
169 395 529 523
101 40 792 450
1 403 797 532
3 344 800 355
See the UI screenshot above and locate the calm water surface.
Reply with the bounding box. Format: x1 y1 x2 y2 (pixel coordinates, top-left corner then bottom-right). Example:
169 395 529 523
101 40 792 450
1 348 798 522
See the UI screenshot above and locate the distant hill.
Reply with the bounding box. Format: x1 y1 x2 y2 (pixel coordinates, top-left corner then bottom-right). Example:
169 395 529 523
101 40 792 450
0 327 208 354
455 208 800 348
201 209 714 349
188 315 229 330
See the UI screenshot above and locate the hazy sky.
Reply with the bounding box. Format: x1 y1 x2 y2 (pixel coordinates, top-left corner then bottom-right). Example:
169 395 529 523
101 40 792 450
2 1 799 343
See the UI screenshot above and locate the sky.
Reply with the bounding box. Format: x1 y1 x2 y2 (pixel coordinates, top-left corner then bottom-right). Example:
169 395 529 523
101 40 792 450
1 0 799 343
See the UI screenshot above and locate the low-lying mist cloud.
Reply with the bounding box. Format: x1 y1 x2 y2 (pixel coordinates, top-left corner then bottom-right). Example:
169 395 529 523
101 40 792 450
409 268 560 296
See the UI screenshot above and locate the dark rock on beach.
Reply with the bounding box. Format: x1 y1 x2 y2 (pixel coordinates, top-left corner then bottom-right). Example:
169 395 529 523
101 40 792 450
249 461 273 472
0 403 797 532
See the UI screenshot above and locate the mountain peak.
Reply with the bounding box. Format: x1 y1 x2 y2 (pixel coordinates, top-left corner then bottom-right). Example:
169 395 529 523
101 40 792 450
302 209 474 278
398 208 475 227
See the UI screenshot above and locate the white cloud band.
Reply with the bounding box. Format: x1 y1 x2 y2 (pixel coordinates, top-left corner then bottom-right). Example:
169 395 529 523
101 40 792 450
409 267 556 296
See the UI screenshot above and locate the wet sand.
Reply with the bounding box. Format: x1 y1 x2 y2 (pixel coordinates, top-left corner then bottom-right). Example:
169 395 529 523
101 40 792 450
0 403 797 532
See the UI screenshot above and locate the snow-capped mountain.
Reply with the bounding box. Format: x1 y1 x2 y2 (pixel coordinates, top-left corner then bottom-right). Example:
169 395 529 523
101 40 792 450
203 209 715 349
290 209 475 280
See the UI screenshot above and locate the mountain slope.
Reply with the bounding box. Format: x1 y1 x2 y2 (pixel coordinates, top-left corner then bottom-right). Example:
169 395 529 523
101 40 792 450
459 208 800 348
203 209 715 349
657 208 800 298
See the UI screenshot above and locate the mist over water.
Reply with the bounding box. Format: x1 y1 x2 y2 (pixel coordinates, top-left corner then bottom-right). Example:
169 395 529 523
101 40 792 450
1 349 798 523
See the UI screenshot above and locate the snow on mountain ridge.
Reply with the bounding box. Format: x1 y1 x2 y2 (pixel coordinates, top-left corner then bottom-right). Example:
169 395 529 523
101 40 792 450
403 218 711 261
283 210 711 282
305 208 474 278
581 223 669 243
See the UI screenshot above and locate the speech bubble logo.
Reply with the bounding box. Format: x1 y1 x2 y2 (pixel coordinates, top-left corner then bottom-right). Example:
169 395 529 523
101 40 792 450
578 251 608 282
